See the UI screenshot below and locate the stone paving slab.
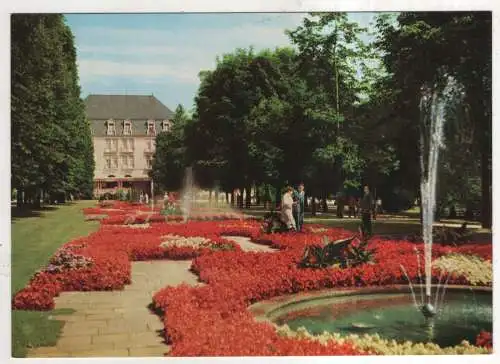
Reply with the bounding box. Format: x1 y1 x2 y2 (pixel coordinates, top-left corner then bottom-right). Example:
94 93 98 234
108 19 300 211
27 260 199 358
223 235 277 252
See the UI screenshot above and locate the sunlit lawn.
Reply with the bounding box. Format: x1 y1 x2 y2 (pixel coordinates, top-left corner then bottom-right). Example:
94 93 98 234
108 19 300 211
11 200 99 357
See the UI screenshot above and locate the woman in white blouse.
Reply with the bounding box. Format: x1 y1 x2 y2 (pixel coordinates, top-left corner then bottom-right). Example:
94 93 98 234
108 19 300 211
281 186 296 231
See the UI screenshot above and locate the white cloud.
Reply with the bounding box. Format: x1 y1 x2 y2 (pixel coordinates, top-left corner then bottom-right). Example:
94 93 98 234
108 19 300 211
73 14 308 86
70 12 378 106
78 59 200 83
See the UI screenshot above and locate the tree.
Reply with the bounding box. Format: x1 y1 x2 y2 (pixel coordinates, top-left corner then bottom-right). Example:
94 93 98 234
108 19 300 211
286 13 376 209
375 12 492 226
151 104 190 191
11 14 93 206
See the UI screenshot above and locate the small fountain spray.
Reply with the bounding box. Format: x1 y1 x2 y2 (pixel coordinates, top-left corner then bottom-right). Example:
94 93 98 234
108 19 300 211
181 167 194 223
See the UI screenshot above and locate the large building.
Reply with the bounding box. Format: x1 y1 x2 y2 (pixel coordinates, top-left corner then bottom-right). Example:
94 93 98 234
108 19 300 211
85 94 174 197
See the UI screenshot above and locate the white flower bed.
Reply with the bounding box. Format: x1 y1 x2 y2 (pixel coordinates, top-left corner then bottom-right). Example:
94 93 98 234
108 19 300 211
160 234 211 248
275 325 490 355
121 223 150 229
433 253 492 285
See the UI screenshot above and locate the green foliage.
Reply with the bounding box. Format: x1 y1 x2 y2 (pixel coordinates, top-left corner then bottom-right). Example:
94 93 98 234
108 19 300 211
147 11 491 226
151 104 190 191
299 236 356 268
346 239 375 266
11 14 94 203
299 236 374 269
374 12 491 225
210 242 236 252
261 210 289 234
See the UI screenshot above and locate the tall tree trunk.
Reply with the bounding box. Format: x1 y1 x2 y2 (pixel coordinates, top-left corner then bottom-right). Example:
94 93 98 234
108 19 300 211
208 189 212 207
17 187 23 208
311 196 317 216
230 192 235 207
275 186 281 210
418 196 423 225
33 189 41 208
245 185 251 209
225 192 229 205
481 151 492 228
255 184 260 206
322 191 328 213
467 87 491 229
239 186 244 209
214 189 219 208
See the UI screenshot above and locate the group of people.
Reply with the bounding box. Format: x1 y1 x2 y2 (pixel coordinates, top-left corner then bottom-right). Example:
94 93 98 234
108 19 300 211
280 183 379 237
280 183 306 231
139 191 150 204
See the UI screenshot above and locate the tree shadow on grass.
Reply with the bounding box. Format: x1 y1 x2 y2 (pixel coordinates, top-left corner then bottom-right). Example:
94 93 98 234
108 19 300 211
11 205 59 221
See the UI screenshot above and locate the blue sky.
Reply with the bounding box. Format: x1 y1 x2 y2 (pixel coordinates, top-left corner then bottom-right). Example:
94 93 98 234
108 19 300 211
65 13 378 112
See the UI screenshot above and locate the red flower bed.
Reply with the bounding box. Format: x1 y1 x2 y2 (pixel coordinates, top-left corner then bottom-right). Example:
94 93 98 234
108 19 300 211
153 234 491 356
14 201 493 355
12 221 246 310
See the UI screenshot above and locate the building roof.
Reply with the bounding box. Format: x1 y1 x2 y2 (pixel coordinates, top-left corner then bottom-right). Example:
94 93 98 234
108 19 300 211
85 94 174 120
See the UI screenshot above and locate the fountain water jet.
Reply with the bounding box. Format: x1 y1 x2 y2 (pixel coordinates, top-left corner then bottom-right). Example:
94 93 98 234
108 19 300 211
181 167 195 223
418 77 460 318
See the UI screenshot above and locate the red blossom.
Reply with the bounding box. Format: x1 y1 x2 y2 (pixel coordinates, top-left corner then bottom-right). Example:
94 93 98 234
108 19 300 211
476 331 492 349
14 201 493 355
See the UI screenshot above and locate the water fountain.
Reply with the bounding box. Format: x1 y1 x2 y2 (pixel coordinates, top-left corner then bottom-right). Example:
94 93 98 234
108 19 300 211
181 167 195 223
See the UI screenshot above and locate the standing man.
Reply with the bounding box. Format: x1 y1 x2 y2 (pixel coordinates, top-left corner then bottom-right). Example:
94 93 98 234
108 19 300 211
293 182 306 231
360 185 374 237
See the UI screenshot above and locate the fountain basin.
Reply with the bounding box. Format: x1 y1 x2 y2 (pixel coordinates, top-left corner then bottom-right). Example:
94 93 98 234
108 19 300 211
249 285 492 348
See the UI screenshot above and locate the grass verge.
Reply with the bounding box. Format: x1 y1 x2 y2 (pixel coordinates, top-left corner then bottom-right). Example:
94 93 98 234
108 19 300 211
11 201 98 357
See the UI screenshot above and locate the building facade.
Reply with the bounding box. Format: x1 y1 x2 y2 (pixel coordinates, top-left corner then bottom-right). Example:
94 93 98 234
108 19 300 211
85 94 174 197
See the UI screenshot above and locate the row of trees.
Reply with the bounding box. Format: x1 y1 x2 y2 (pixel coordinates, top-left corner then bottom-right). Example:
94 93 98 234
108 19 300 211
152 12 491 227
11 14 94 207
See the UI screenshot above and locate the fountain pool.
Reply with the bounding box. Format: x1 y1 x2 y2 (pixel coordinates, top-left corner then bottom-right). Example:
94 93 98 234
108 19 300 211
252 287 492 348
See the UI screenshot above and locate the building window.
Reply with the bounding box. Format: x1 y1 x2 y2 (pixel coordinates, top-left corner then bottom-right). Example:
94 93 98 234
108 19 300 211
105 138 111 151
129 156 134 168
146 157 152 169
121 155 128 168
105 158 111 169
121 138 127 151
124 120 132 135
112 139 118 151
112 157 118 168
128 138 134 151
147 120 156 135
107 120 116 136
162 120 172 132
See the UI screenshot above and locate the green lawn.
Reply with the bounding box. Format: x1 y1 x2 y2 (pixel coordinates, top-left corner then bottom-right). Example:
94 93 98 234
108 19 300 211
11 200 99 358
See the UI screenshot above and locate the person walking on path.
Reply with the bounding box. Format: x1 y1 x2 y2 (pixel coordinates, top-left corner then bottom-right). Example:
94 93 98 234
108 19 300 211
281 186 296 231
293 182 305 231
360 185 374 237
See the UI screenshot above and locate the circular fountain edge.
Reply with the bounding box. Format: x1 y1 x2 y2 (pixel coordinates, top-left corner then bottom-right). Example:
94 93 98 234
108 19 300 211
248 285 492 323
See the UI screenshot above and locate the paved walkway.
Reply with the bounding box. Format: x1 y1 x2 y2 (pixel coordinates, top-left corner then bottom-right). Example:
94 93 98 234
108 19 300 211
28 260 199 358
223 236 277 252
27 235 272 358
